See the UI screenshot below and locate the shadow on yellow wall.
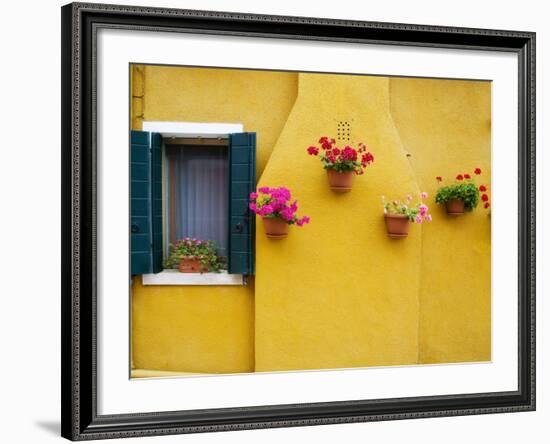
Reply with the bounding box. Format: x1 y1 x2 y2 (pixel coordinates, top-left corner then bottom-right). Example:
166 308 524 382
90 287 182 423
130 65 491 375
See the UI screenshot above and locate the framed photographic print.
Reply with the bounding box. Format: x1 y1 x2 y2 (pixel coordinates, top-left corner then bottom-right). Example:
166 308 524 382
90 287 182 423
61 2 536 440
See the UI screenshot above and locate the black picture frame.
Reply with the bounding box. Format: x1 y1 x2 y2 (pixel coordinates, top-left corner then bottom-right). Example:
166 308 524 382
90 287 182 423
61 2 536 440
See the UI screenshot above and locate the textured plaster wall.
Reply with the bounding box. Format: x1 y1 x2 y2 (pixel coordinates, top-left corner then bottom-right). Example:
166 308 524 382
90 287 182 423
390 78 492 363
131 65 297 373
130 65 491 374
254 74 421 371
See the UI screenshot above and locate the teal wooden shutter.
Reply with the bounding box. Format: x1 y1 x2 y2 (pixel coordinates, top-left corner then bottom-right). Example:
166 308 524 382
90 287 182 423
228 133 256 275
130 130 163 275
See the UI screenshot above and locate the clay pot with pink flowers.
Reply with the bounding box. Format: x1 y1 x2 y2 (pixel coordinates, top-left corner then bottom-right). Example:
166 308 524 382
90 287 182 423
382 193 433 239
249 186 310 240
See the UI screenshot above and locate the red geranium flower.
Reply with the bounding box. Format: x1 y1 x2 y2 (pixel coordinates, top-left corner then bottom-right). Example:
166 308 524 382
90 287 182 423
456 174 464 181
482 194 489 202
479 185 487 192
306 146 319 156
484 202 490 209
436 176 442 182
474 168 482 175
464 173 471 179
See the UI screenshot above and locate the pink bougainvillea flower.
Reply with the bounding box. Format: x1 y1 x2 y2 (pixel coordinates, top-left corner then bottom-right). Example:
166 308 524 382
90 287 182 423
260 204 274 215
280 207 294 221
479 185 487 192
296 216 310 226
424 214 433 222
249 192 258 200
249 186 308 227
419 204 428 215
474 168 482 175
415 215 423 224
421 191 428 199
481 194 489 202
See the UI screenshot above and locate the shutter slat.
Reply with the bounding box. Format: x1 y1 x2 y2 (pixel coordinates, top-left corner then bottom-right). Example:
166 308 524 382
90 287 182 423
227 133 256 275
151 133 164 274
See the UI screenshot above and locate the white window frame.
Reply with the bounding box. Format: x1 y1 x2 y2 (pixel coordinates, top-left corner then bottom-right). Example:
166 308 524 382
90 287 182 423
141 121 245 286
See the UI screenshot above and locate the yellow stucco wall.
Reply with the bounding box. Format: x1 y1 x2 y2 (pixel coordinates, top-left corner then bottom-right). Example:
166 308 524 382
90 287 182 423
132 278 255 373
255 74 421 371
389 78 491 363
130 65 491 375
130 65 297 373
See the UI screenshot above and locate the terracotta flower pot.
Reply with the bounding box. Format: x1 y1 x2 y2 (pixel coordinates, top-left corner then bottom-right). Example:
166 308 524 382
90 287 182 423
178 256 207 273
262 217 289 239
445 199 465 216
384 213 410 239
326 169 354 193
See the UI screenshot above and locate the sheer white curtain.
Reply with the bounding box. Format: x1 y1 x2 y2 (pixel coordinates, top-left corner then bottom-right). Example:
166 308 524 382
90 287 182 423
166 145 228 255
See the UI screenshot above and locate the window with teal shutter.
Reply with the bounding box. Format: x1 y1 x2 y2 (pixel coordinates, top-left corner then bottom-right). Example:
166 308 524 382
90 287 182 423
131 130 256 278
130 130 163 276
228 133 256 276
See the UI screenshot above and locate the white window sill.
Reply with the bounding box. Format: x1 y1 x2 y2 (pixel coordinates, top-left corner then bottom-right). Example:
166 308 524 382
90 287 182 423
141 270 244 286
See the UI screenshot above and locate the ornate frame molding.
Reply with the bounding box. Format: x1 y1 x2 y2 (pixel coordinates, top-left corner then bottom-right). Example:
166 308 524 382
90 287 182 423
61 2 535 440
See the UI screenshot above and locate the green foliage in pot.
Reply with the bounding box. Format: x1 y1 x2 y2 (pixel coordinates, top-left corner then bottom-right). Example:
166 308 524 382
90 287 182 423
163 238 227 272
435 182 480 211
434 169 491 212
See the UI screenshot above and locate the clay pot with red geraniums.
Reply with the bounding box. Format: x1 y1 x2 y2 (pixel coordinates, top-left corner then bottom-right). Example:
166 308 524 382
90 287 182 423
434 169 491 216
445 199 465 216
307 136 374 193
382 193 433 239
163 238 226 273
249 186 310 240
326 169 354 193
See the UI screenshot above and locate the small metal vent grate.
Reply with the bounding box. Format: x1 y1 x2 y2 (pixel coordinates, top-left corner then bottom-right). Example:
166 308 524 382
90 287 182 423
337 121 351 144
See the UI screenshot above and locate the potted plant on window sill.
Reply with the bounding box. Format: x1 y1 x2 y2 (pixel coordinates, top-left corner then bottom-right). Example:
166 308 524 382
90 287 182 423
249 186 310 239
164 238 226 273
382 192 433 239
434 168 490 216
307 137 374 193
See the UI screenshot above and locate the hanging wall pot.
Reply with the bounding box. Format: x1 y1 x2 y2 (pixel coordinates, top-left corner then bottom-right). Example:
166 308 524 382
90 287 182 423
435 170 491 216
382 193 432 239
307 137 374 193
249 186 310 240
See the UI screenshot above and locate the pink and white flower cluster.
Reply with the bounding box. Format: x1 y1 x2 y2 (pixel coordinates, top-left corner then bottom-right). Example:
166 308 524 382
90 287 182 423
249 187 310 226
382 192 433 223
